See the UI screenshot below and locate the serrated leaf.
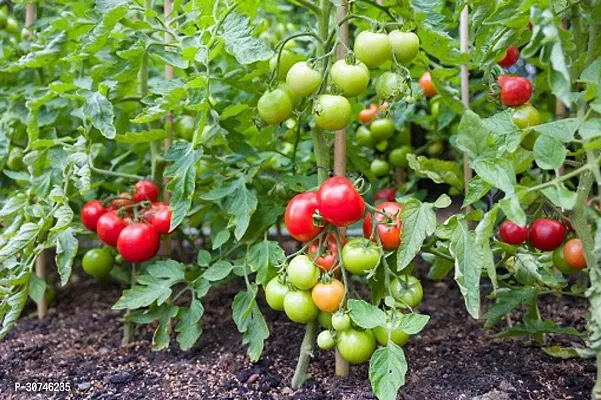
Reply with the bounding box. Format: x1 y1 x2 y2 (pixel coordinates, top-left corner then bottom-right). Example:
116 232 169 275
406 154 464 190
0 285 29 339
82 91 116 139
348 299 387 329
533 119 577 142
463 177 492 208
203 261 234 281
165 143 200 231
115 130 167 144
0 194 28 217
533 134 566 170
456 110 491 160
55 228 78 286
82 3 129 55
391 313 430 334
396 199 436 272
450 220 481 319
220 12 273 64
483 288 535 328
472 156 516 194
212 230 231 249
0 223 39 263
369 343 407 400
176 298 204 350
51 205 74 232
152 305 179 350
232 286 269 362
228 183 258 240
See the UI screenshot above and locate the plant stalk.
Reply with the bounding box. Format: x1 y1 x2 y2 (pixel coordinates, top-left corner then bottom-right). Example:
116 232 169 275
122 263 137 345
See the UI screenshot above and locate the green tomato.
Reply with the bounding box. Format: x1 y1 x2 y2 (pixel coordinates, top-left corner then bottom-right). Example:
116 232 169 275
390 275 423 308
336 328 376 364
426 141 444 156
430 97 441 118
258 89 293 125
277 82 300 107
342 238 381 275
370 118 395 142
375 72 406 102
265 277 290 311
373 323 410 346
174 115 195 141
318 311 333 328
7 147 25 170
313 95 351 131
6 17 18 34
0 9 7 29
82 248 114 279
391 127 411 147
332 312 352 331
330 59 370 97
284 290 319 323
286 61 322 97
375 140 389 152
370 159 390 177
512 103 541 129
388 31 420 63
287 255 319 289
269 50 304 81
553 246 580 275
355 126 375 147
353 31 391 69
389 145 412 168
317 330 336 350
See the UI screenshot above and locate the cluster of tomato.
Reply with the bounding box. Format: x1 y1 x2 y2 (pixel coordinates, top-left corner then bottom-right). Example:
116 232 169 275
258 30 424 130
264 176 424 364
79 180 173 279
499 217 587 274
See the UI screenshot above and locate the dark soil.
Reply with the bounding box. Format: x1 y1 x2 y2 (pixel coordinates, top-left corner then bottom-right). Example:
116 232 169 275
0 266 595 400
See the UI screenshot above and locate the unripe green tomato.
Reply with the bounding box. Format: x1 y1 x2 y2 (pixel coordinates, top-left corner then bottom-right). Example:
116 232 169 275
353 31 391 69
356 126 375 147
330 59 370 97
6 17 18 34
336 328 376 364
388 31 420 63
373 323 410 346
82 248 114 279
313 95 351 131
341 238 381 275
426 141 444 156
258 89 293 125
174 115 195 141
286 62 322 97
375 72 406 102
370 118 395 142
115 254 124 264
512 103 541 129
375 140 389 152
7 147 25 170
430 97 441 118
264 277 290 311
391 127 411 147
371 159 390 177
318 312 333 328
287 255 319 289
317 330 336 350
331 312 352 331
390 275 423 308
269 50 304 81
283 290 319 323
389 145 412 168
0 9 7 29
277 82 300 107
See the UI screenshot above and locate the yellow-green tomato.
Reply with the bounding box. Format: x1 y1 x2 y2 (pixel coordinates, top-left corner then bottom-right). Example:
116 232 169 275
356 126 375 147
353 31 391 69
342 238 381 275
318 312 333 328
283 290 319 323
373 323 410 346
6 17 18 34
375 140 389 152
287 255 320 289
269 50 304 80
388 31 420 63
512 103 541 129
330 59 370 97
370 159 390 177
313 95 351 130
370 118 395 142
258 89 293 125
375 72 406 102
331 312 352 331
286 62 322 97
391 275 423 308
264 277 290 311
336 328 376 364
317 330 336 350
389 145 412 168
277 82 300 106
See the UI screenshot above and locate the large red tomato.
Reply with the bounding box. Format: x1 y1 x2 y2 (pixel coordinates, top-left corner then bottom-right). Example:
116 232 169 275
144 202 173 234
117 223 160 263
81 200 107 232
308 233 347 272
528 218 566 251
97 211 128 247
285 192 325 242
498 75 532 107
133 180 159 203
363 201 402 250
498 46 519 68
317 176 365 227
499 221 528 245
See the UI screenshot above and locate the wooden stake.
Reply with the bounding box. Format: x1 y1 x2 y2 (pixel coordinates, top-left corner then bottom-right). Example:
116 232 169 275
459 6 472 212
163 0 174 256
557 14 568 177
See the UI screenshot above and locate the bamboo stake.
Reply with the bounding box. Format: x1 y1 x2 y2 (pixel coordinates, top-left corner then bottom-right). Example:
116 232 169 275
459 6 472 212
334 0 350 379
163 0 174 256
556 14 568 177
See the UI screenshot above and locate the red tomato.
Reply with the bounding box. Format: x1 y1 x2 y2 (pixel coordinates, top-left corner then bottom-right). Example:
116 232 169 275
375 188 396 203
563 238 586 269
317 176 366 227
498 75 532 107
144 202 173 234
308 233 347 272
285 192 325 242
363 201 402 250
117 223 160 263
528 218 566 251
110 192 134 210
133 180 159 203
81 200 107 232
418 71 437 98
498 221 528 245
498 46 520 68
97 211 128 247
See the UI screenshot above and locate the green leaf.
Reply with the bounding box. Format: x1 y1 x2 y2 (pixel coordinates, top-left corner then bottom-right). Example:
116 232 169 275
483 288 535 328
579 119 601 140
426 256 454 280
0 194 28 217
456 110 491 160
396 199 436 272
228 182 258 240
165 143 200 231
28 274 47 305
0 223 39 263
55 228 78 286
533 119 577 142
581 57 601 82
463 177 492 208
176 298 204 350
348 299 387 329
533 134 566 170
392 313 430 334
203 261 234 281
152 305 179 350
197 250 211 267
0 285 29 339
496 319 581 338
472 156 516 194
51 205 74 232
450 220 481 318
476 207 498 294
115 129 167 144
543 345 589 359
212 230 231 249
542 184 577 210
232 286 269 362
82 91 116 139
406 154 464 190
369 343 407 400
418 26 468 65
219 12 273 64
81 3 129 55
499 195 526 227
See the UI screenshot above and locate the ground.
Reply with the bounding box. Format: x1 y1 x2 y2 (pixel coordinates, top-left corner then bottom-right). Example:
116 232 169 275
0 263 595 400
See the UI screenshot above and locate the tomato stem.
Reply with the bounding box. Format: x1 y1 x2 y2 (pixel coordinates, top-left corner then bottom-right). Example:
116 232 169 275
122 263 137 345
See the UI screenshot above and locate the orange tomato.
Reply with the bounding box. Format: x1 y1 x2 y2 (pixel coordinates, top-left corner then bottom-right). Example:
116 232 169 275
110 192 134 210
563 238 587 269
312 279 345 313
418 71 437 98
358 104 378 124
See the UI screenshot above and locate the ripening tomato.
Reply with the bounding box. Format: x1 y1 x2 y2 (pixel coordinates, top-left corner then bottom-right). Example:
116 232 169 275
284 290 319 323
390 275 423 308
308 233 346 272
358 104 378 124
117 223 160 263
356 126 375 147
313 95 352 131
287 255 320 289
336 328 376 364
97 211 128 247
133 180 159 203
258 89 293 125
375 188 396 203
419 71 437 98
312 279 344 313
110 192 134 210
553 246 580 275
332 312 351 331
284 192 325 242
499 221 528 245
512 103 541 129
317 176 366 227
341 238 381 275
563 238 587 269
317 330 336 350
375 72 406 102
353 31 391 69
286 61 322 97
528 218 566 251
388 31 420 63
144 202 173 234
389 146 412 168
498 75 532 107
330 59 370 97
82 248 114 279
265 277 290 311
363 201 403 250
373 323 410 346
370 118 395 142
498 46 520 68
81 200 107 232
